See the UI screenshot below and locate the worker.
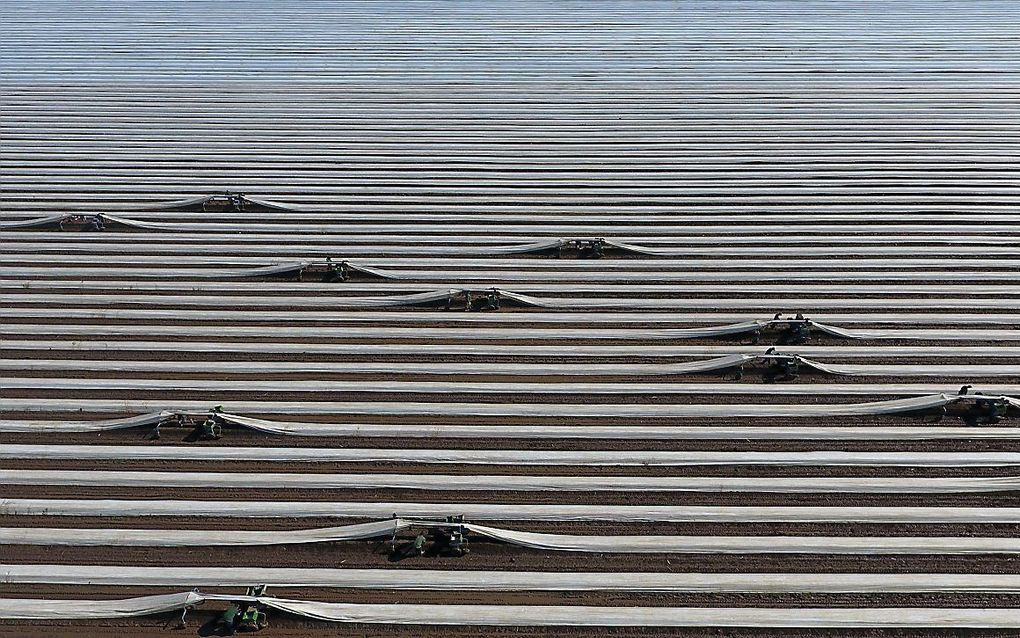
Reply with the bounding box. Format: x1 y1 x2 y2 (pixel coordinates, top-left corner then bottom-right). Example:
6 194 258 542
322 257 347 283
969 397 1010 425
197 414 223 440
577 238 605 259
778 318 810 345
764 354 799 383
237 604 268 632
414 531 427 556
959 384 972 396
227 192 245 213
448 526 469 556
216 604 240 635
466 288 500 312
485 288 500 311
246 584 267 597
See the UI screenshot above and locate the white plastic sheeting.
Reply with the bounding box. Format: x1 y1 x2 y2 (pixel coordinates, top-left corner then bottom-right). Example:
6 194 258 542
5 252 1018 275
0 519 412 547
1 306 1016 325
7 564 1020 594
5 339 1017 358
5 500 1020 523
6 291 1020 310
7 444 1020 467
8 393 1015 418
0 214 67 230
6 263 311 279
18 265 1017 283
6 356 1017 378
2 412 1018 440
463 524 1020 555
0 591 203 620
7 322 1020 342
5 234 1018 256
1 591 1018 627
8 470 1020 494
136 194 297 212
7 277 1020 298
6 521 1020 554
8 377 1019 397
3 212 1016 225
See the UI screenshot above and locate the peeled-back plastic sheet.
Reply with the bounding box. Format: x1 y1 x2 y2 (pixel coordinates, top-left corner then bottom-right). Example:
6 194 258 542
6 564 1020 594
5 520 1020 554
0 591 203 620
7 393 1015 418
136 195 298 212
5 356 1018 377
2 354 769 377
5 263 310 279
3 338 1017 358
5 500 1020 523
0 214 67 230
1 592 1018 627
7 291 1020 310
8 378 1019 398
7 280 1020 298
2 239 1015 257
7 470 1020 494
2 412 1017 440
6 444 1020 467
5 322 1020 342
4 252 1019 275
222 601 1020 628
0 520 411 547
462 524 1020 555
92 263 997 283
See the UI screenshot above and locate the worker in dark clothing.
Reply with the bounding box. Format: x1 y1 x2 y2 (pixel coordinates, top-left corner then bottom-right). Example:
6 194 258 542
322 257 348 283
468 289 500 311
778 318 810 345
227 192 245 213
197 414 223 440
448 525 469 556
764 354 799 383
968 397 1010 425
81 215 104 232
576 238 605 259
216 605 240 635
485 288 500 310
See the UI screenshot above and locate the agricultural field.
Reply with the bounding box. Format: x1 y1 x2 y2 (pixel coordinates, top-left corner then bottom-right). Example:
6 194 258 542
1 1 1019 636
